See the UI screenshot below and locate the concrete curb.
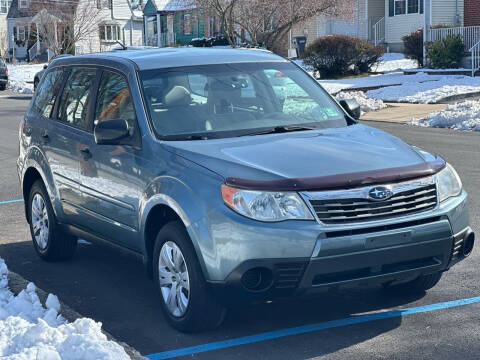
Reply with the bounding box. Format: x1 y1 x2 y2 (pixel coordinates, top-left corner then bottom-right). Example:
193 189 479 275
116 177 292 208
7 271 147 360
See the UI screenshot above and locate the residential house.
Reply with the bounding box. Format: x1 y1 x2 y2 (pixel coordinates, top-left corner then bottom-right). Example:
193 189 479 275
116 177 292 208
6 0 144 61
289 1 478 56
74 0 144 55
0 0 12 57
6 0 75 61
143 0 208 47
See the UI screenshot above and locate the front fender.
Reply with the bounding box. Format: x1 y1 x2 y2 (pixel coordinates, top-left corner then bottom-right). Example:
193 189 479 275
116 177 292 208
139 163 225 278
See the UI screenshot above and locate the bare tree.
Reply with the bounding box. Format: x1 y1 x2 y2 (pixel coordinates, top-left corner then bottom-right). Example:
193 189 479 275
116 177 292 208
28 0 102 57
193 0 354 49
192 0 239 46
0 29 7 58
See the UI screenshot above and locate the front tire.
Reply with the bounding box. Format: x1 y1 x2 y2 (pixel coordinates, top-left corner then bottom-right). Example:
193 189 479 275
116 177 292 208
153 221 226 332
383 272 443 293
28 180 77 261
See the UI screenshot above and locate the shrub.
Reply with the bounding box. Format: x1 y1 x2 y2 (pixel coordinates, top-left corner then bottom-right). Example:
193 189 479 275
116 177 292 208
302 35 384 78
355 42 385 73
190 35 230 48
427 35 465 68
402 29 424 66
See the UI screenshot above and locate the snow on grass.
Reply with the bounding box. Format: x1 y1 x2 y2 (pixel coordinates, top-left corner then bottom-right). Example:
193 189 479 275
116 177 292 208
0 258 130 359
373 53 418 73
366 75 480 103
319 72 445 94
6 63 46 94
412 100 480 131
335 91 386 114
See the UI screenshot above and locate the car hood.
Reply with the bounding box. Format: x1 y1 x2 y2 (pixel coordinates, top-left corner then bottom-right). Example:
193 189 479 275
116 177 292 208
163 124 437 188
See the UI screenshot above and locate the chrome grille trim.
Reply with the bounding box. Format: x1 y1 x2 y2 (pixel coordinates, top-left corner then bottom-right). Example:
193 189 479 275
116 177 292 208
302 176 438 225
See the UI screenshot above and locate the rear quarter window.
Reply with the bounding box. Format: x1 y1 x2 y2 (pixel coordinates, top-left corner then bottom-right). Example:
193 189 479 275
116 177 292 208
31 69 64 118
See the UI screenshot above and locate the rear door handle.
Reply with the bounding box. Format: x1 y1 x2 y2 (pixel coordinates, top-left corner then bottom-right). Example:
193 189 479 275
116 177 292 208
41 131 49 142
80 148 92 160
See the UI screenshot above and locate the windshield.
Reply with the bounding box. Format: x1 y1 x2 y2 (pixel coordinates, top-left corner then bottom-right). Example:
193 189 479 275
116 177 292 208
139 62 348 140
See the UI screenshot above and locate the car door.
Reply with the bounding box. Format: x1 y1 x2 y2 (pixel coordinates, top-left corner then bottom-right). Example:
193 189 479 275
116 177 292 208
47 67 98 224
75 69 145 250
26 67 82 223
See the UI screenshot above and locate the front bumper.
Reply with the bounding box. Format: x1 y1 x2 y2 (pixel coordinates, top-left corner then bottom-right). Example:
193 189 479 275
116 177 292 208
206 191 473 303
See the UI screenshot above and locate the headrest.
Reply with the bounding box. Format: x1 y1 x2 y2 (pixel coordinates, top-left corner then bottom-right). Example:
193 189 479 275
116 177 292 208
164 86 192 107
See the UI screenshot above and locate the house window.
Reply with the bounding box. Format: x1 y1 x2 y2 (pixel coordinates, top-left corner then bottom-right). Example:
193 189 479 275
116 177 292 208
183 14 192 35
100 24 121 42
389 0 423 16
97 0 112 9
18 0 27 8
395 0 406 15
14 26 26 42
0 0 11 13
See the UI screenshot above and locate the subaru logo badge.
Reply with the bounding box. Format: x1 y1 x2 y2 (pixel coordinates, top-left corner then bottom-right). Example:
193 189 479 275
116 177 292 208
368 186 393 201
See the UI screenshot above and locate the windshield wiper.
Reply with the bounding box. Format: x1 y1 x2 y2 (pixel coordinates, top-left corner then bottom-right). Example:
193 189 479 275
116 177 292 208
242 125 318 137
162 134 209 141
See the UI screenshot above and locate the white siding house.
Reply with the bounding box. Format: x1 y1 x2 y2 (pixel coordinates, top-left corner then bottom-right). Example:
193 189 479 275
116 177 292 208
0 0 12 57
74 0 144 55
288 0 479 66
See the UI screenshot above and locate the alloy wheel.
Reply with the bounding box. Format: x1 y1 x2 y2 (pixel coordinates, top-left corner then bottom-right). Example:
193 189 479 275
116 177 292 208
31 193 49 250
158 241 190 317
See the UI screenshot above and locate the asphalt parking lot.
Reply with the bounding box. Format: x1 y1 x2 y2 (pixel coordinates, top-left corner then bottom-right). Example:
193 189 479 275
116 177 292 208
0 93 479 359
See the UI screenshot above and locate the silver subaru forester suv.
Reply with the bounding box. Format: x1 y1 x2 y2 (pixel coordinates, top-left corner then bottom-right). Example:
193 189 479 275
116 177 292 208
18 48 474 332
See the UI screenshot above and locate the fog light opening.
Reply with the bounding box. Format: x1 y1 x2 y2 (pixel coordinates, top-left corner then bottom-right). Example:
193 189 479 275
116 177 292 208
241 267 274 292
463 232 475 257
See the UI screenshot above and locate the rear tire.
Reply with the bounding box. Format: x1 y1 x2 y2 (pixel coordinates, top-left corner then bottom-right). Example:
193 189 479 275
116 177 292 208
0 83 6 91
28 180 77 261
383 272 443 293
33 78 39 91
153 221 226 332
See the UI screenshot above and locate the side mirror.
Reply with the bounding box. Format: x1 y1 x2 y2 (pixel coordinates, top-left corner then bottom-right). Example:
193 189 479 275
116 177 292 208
94 119 130 145
339 99 361 120
43 64 48 69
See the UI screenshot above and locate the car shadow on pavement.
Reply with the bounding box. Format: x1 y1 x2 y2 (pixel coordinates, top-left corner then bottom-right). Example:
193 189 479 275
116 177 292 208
0 239 426 358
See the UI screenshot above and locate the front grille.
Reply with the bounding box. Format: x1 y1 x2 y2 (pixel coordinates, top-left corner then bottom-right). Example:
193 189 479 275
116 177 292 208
310 184 438 224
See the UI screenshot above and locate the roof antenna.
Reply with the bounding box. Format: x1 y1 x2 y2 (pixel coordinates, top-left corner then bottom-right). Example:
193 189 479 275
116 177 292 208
116 40 127 50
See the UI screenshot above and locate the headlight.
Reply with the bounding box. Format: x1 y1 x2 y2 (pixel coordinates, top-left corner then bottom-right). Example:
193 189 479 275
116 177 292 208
437 163 462 202
221 185 314 222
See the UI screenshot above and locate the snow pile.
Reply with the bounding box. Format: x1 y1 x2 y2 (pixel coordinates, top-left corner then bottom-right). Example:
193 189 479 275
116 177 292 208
320 72 480 103
6 63 46 94
412 100 480 131
366 75 480 103
335 91 386 114
373 53 418 73
0 258 130 359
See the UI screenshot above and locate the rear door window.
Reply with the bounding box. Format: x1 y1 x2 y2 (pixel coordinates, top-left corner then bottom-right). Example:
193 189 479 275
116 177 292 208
31 69 64 118
57 68 97 130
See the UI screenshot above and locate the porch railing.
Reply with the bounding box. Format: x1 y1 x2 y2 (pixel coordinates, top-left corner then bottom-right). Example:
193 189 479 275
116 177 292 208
373 17 385 46
27 41 39 61
146 33 177 47
430 26 480 51
471 41 480 77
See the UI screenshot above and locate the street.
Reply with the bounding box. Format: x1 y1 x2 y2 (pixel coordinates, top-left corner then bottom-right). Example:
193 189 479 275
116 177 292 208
0 93 479 359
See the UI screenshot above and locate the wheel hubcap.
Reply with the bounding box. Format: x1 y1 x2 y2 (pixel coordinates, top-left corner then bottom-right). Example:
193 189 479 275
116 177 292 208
158 241 190 317
31 193 49 250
